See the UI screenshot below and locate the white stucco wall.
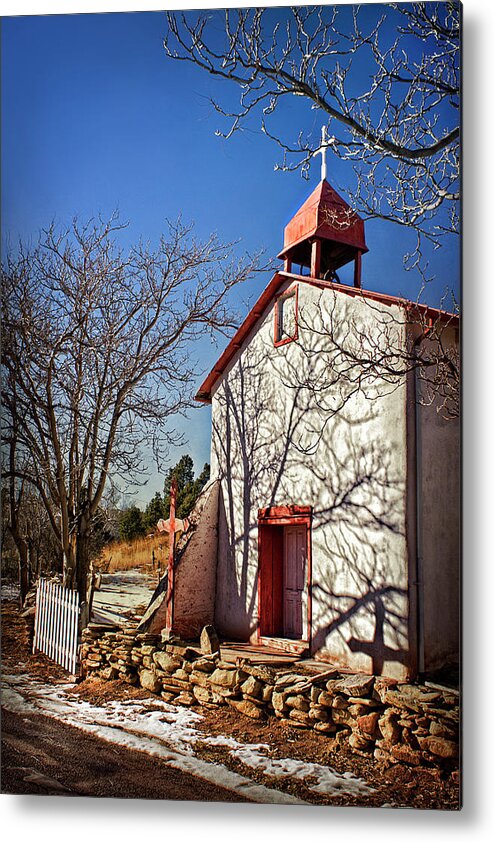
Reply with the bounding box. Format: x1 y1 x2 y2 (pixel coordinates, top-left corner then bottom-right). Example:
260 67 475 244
210 280 417 679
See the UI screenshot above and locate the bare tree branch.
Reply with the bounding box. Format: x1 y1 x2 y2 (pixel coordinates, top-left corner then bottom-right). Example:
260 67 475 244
163 4 460 251
1 215 261 602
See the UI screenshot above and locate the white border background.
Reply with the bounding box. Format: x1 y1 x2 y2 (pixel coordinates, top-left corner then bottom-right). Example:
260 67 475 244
1 0 491 838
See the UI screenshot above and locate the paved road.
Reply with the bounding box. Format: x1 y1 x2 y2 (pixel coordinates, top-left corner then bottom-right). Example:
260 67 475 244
1 706 250 802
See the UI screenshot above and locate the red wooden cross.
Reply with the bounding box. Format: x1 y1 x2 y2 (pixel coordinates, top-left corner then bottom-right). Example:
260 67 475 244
165 478 177 630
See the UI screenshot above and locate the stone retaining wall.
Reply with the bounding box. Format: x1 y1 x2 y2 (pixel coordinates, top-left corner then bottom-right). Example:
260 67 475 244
80 623 459 770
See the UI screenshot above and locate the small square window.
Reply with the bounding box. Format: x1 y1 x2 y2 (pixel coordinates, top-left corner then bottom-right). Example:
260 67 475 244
274 287 298 346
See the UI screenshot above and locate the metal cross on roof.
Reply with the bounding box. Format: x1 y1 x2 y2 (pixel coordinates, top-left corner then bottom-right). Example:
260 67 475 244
315 125 329 181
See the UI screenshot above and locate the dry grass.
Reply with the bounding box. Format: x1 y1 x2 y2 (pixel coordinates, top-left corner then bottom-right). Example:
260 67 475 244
96 533 169 574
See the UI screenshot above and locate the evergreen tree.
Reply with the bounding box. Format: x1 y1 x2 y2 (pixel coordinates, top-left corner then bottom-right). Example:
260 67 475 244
163 457 210 519
143 492 165 533
119 505 145 542
196 463 210 490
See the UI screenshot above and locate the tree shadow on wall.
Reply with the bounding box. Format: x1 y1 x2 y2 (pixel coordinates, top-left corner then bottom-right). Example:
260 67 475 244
213 351 307 637
212 293 410 672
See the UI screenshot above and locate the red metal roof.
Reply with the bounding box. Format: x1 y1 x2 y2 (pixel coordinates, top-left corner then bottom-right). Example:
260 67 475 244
195 271 459 403
278 179 368 259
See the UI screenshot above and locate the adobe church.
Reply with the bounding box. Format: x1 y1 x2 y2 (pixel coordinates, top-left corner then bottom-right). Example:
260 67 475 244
143 169 460 682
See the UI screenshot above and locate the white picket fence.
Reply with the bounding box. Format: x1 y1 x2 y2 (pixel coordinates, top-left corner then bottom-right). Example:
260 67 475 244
33 579 80 674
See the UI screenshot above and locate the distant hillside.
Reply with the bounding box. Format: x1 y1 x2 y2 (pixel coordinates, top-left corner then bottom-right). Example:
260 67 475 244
97 533 169 575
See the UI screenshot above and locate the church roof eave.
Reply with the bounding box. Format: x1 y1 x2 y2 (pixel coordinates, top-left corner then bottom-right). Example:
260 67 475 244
194 272 459 404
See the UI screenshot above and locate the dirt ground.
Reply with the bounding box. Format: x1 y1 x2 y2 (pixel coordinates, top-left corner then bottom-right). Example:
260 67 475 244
1 706 250 802
1 600 460 809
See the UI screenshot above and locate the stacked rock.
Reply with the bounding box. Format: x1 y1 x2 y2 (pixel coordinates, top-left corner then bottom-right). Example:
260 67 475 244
107 626 139 682
79 625 459 770
80 624 117 677
20 586 38 645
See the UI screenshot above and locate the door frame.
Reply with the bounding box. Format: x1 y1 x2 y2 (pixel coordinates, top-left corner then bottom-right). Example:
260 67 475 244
257 505 312 650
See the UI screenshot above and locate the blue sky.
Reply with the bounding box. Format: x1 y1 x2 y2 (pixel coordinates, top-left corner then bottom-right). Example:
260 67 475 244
1 5 460 506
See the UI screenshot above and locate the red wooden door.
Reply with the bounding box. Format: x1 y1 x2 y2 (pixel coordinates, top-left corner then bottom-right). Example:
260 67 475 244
283 525 306 639
259 525 284 636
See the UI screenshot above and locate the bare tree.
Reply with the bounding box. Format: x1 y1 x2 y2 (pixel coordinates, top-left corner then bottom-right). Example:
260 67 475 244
4 433 31 601
164 5 460 419
164 4 459 250
2 470 62 602
1 215 260 607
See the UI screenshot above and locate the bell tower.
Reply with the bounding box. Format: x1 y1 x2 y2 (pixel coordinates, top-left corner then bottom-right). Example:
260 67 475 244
278 137 368 287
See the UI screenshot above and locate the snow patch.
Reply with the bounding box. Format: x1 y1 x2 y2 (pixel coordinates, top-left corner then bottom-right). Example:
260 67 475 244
231 747 373 797
1 674 302 804
2 672 374 803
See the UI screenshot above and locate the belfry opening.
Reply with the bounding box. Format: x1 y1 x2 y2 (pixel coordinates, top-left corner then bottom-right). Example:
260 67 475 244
278 179 368 287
